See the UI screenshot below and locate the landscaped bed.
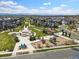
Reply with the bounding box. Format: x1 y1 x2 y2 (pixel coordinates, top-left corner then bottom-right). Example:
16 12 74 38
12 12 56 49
0 32 16 51
31 40 54 49
31 37 78 49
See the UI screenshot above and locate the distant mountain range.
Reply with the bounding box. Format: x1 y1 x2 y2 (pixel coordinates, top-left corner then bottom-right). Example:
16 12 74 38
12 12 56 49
0 13 79 16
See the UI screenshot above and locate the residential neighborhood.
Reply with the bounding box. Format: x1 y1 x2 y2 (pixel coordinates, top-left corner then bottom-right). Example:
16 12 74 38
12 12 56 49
0 17 24 31
0 0 79 59
0 15 79 59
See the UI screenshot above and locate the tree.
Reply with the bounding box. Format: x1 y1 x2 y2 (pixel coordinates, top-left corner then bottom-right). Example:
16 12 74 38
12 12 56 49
49 36 57 46
41 39 46 44
30 36 36 41
15 37 19 42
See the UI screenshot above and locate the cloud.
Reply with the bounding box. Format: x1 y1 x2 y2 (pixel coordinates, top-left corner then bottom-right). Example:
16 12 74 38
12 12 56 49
0 1 79 15
40 7 47 9
0 1 28 14
0 1 17 7
65 0 79 2
60 4 68 7
52 4 79 15
43 2 51 6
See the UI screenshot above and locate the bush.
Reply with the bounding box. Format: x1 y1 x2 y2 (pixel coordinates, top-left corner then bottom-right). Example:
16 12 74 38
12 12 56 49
15 37 19 42
30 36 36 41
0 54 11 57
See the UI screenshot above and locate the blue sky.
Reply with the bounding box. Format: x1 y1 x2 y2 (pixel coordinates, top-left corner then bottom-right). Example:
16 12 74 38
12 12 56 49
0 0 79 15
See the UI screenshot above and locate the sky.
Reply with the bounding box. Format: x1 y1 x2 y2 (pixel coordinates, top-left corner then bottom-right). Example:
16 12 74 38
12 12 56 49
0 0 79 15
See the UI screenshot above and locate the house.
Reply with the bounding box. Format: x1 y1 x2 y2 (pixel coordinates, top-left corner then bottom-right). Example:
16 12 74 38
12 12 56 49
0 17 24 30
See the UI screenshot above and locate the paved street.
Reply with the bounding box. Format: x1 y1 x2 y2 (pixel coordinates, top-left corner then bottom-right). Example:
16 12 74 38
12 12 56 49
1 47 79 59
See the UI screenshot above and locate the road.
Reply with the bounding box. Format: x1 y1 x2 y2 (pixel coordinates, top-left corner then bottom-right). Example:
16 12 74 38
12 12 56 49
1 47 79 59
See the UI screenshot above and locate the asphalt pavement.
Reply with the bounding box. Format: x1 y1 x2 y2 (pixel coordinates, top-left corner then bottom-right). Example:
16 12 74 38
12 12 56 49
1 47 79 59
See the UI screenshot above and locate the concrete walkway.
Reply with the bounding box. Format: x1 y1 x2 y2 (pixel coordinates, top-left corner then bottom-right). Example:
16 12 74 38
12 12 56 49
12 35 35 56
17 35 35 53
12 43 19 56
55 32 79 43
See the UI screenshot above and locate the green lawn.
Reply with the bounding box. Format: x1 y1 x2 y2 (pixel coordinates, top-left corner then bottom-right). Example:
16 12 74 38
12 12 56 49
14 25 24 32
24 17 47 37
0 32 16 51
29 27 47 37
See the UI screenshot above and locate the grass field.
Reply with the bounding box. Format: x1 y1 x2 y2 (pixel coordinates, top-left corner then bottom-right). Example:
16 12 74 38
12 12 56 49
0 32 16 51
29 27 47 37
